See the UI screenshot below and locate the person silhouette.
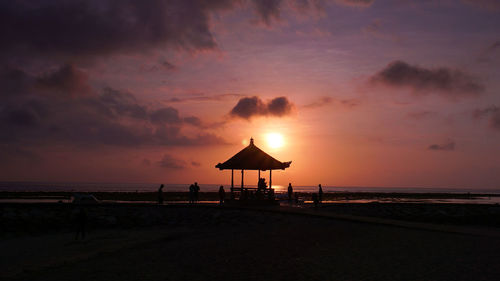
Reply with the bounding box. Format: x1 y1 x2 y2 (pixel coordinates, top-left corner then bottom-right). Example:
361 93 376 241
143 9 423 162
158 184 164 205
318 184 323 204
194 182 200 203
257 178 263 192
219 185 225 205
288 183 293 203
75 207 87 240
189 184 195 204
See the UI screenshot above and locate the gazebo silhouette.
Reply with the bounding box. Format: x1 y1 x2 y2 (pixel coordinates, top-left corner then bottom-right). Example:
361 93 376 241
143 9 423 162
215 138 291 201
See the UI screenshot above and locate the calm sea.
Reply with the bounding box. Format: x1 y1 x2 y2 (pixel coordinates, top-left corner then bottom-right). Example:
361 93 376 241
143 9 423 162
1 181 499 194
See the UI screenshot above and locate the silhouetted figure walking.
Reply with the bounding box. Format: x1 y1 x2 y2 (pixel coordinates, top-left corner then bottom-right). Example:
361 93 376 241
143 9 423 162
288 183 293 203
193 182 200 203
75 207 87 240
318 184 323 204
158 184 164 205
219 185 225 205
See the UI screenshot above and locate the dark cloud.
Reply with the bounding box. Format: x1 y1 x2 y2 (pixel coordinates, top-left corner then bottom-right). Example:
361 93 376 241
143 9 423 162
0 66 33 97
267 96 293 116
36 64 92 98
336 0 374 7
150 107 182 125
0 65 227 147
183 116 203 127
165 93 244 103
0 0 240 61
229 96 294 119
1 0 354 63
5 108 40 128
370 60 484 99
252 0 282 25
191 161 201 167
160 61 177 71
428 140 455 151
230 96 267 119
250 0 371 26
158 154 186 169
473 105 500 131
99 88 148 120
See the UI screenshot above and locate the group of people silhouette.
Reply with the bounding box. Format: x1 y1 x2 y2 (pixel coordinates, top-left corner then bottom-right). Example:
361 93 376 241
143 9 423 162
189 182 200 204
156 182 324 206
287 183 323 206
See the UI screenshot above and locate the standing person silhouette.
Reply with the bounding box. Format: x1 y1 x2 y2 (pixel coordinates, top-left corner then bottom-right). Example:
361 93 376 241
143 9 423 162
189 184 194 204
318 184 323 204
219 185 225 205
158 184 164 205
75 207 87 240
194 182 200 203
288 183 293 203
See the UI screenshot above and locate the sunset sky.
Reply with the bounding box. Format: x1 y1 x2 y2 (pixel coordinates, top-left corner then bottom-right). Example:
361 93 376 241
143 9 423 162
1 0 500 189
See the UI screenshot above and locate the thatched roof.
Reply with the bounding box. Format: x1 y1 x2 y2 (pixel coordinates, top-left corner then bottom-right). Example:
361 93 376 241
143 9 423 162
215 138 292 170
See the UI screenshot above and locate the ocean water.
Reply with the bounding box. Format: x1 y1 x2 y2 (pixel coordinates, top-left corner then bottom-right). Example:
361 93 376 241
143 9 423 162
1 181 499 194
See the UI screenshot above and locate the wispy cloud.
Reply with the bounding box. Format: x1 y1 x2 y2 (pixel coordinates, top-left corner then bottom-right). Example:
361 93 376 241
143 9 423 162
428 139 455 151
165 93 244 103
303 96 360 109
473 105 500 131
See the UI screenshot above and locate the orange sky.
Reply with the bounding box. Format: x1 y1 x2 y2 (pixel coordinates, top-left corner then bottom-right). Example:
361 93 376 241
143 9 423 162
1 0 500 189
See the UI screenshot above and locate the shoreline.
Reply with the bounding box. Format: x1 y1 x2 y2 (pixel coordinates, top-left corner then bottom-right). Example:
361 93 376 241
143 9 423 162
2 190 500 202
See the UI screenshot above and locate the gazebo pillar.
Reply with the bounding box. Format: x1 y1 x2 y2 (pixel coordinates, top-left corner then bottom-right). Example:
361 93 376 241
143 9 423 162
241 169 244 189
269 170 272 190
231 169 234 199
258 170 260 183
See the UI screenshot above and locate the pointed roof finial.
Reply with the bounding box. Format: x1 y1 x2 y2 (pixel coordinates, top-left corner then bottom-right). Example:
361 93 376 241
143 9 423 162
250 137 254 145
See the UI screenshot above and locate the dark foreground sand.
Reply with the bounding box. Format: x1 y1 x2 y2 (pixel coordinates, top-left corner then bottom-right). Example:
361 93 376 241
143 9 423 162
2 204 500 281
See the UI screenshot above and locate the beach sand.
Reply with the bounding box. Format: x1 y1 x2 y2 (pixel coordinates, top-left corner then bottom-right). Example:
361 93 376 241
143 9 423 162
2 204 500 281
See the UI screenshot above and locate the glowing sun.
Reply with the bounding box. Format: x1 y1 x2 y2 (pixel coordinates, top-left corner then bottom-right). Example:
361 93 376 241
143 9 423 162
266 133 284 149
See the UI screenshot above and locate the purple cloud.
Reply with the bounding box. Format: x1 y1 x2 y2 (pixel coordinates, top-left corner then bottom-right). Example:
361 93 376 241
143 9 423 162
0 0 240 61
371 61 484 100
0 65 227 147
230 96 294 119
158 154 187 170
336 0 374 7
